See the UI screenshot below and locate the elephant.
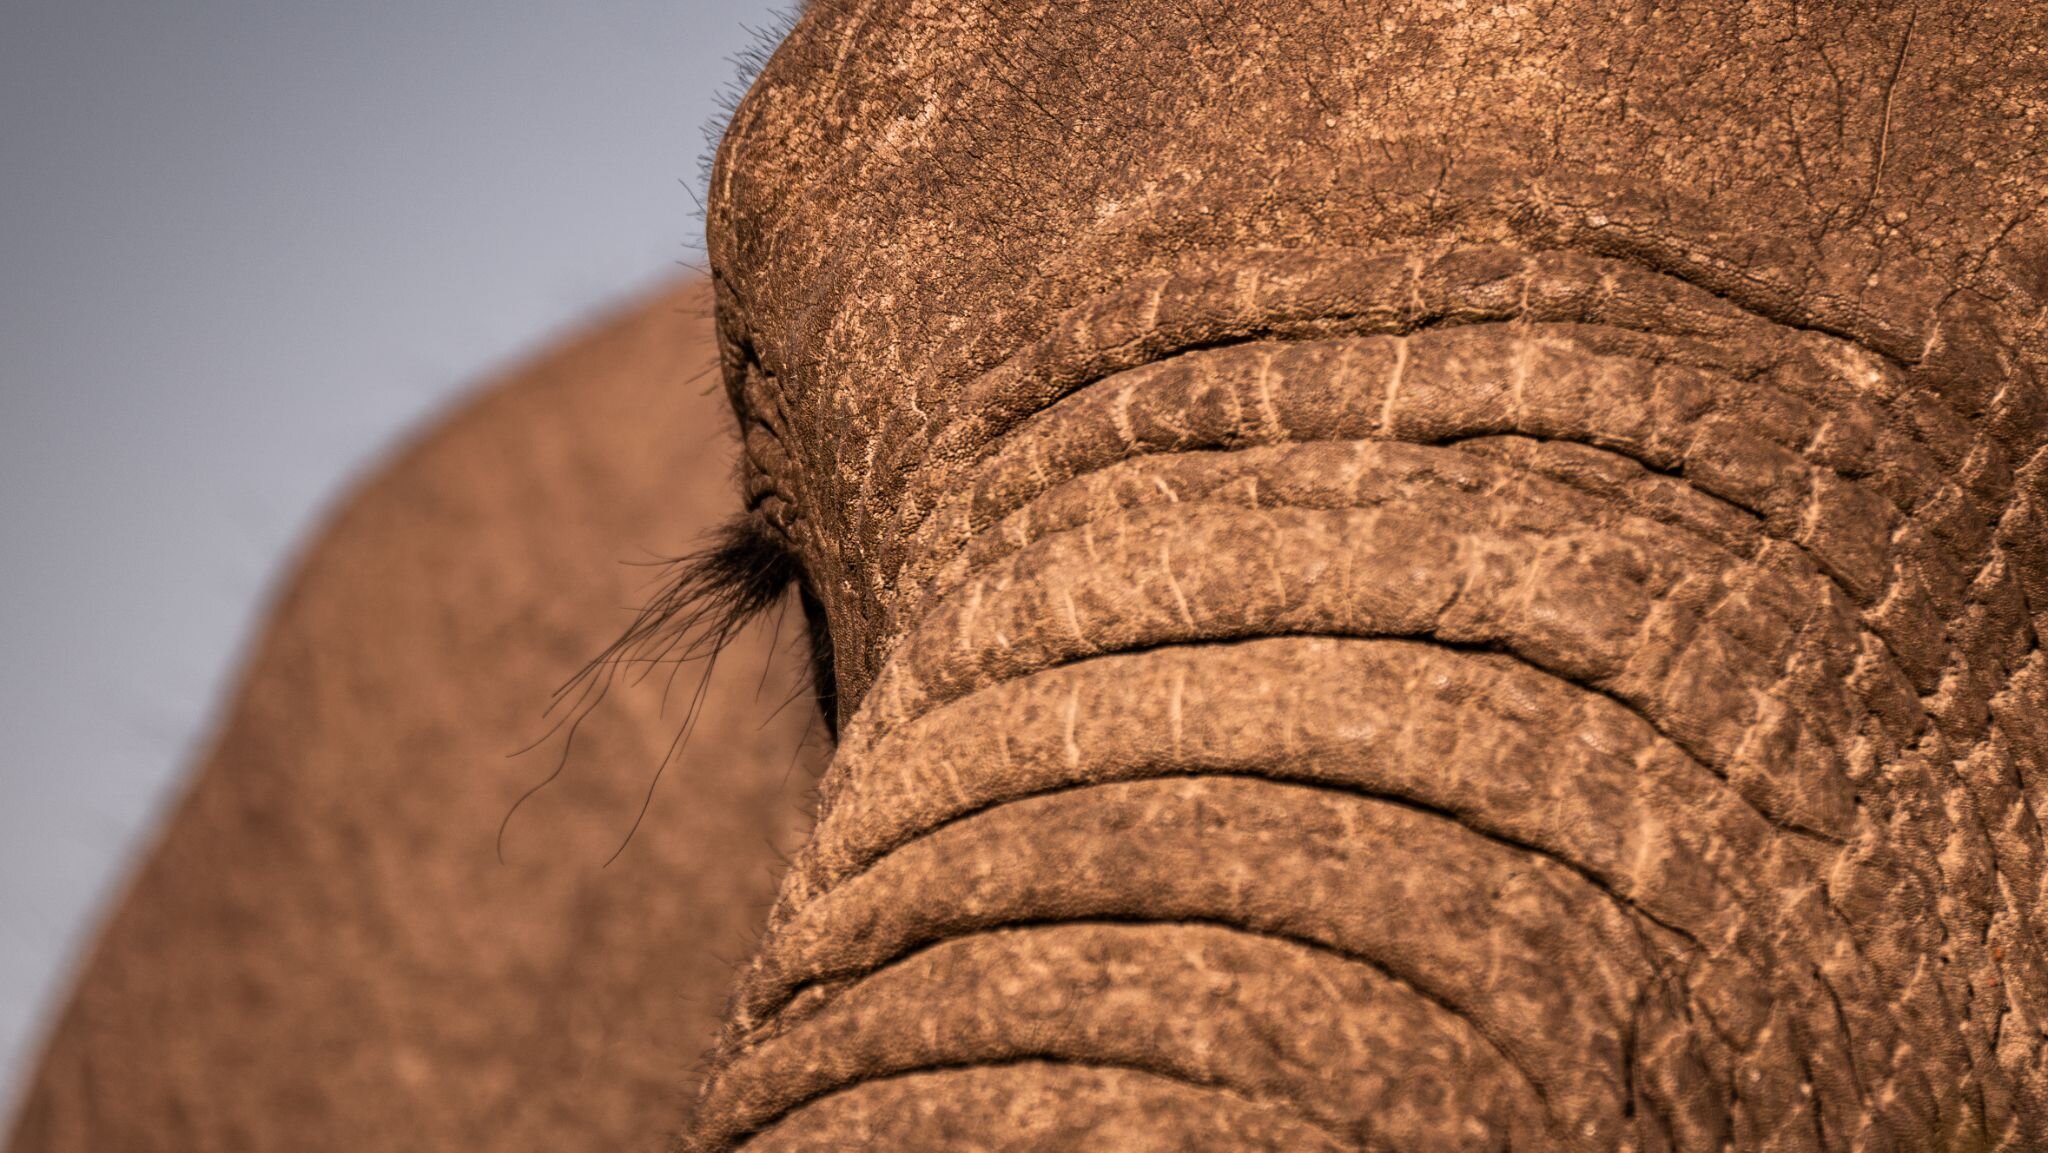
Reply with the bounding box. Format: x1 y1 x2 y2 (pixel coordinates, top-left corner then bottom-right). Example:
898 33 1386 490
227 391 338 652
679 0 2048 1148
13 0 2048 1150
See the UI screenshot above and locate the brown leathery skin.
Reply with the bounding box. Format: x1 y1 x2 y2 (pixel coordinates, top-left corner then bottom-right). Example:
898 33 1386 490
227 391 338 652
4 280 821 1151
695 2 2047 1151
742 1060 1357 1152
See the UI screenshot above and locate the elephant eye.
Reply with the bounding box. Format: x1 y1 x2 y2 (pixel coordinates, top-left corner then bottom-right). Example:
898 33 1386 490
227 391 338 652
793 575 838 740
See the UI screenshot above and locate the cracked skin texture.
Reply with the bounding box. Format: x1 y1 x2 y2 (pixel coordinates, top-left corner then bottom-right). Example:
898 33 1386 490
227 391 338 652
4 280 822 1151
694 1 2048 1151
8 2 2047 1151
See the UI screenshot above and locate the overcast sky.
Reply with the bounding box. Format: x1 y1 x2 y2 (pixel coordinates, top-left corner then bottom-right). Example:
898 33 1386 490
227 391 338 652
0 0 778 1100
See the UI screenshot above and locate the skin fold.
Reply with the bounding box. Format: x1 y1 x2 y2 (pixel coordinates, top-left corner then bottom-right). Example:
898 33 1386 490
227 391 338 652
10 2 2047 1151
693 1 2048 1149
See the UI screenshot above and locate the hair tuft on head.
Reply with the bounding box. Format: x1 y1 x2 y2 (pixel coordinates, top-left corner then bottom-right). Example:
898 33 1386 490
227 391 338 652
688 2 810 233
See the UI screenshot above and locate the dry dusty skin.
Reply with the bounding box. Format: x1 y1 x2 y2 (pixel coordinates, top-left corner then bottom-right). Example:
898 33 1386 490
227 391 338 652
691 2 2048 1150
5 278 821 1151
14 3 2048 1150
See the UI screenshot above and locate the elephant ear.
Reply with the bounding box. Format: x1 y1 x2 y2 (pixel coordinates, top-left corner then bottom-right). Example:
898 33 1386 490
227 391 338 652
499 510 831 865
6 276 826 1152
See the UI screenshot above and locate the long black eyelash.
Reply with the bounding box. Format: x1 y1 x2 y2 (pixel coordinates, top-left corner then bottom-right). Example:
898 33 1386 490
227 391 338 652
498 513 827 865
602 514 807 673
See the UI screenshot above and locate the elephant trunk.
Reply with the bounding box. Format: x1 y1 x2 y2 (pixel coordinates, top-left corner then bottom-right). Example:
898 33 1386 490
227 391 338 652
688 247 2047 1151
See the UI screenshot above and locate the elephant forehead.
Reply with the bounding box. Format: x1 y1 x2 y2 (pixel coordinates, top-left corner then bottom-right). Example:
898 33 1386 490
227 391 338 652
709 0 2045 428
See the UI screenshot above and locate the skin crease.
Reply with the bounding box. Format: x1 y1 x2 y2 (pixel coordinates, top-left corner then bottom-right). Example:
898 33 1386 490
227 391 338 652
695 1 2048 1150
9 2 2046 1151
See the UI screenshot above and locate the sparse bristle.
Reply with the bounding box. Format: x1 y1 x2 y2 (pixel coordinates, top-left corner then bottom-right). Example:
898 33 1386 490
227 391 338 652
690 4 810 234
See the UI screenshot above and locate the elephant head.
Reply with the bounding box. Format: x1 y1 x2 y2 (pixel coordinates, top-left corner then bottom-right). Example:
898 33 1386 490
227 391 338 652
677 1 2048 1149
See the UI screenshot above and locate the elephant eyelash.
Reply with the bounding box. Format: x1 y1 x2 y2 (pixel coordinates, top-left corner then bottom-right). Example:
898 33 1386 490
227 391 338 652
499 512 829 866
609 513 810 674
511 1 824 859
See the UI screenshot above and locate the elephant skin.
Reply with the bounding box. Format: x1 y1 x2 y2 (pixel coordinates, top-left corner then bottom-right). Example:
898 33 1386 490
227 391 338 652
690 1 2048 1150
9 2 2048 1151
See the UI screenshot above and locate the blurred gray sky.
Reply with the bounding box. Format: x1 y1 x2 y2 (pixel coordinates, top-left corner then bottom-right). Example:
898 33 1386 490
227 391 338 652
0 0 777 1100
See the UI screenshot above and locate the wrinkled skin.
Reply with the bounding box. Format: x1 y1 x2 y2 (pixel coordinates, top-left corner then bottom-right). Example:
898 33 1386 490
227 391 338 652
10 3 2048 1151
692 1 2048 1150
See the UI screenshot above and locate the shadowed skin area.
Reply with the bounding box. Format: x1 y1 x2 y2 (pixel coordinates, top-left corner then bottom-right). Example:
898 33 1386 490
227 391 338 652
692 1 2048 1150
5 280 823 1151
